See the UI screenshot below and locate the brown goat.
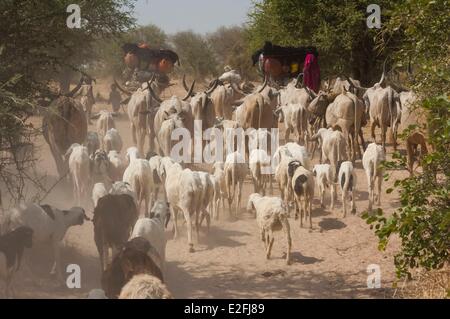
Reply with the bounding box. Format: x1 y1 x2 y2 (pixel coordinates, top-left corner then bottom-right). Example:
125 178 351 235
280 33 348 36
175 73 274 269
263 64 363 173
0 226 33 297
406 132 428 176
101 237 163 299
93 194 138 272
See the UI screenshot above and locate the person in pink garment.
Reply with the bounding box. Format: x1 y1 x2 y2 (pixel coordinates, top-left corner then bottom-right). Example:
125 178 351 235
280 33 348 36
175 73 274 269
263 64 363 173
303 53 320 93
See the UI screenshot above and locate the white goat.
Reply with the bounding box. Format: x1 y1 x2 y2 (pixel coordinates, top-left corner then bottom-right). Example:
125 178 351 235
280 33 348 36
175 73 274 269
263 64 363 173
5 203 87 281
107 150 126 182
162 161 202 252
312 164 335 209
123 147 153 216
249 149 272 195
103 128 123 153
65 143 90 206
131 200 170 273
92 182 108 207
362 143 385 211
290 162 315 228
337 161 357 217
95 110 116 142
224 152 248 217
247 193 291 264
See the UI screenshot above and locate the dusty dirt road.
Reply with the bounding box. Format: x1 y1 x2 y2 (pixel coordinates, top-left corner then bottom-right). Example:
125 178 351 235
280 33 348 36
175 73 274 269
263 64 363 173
7 79 405 299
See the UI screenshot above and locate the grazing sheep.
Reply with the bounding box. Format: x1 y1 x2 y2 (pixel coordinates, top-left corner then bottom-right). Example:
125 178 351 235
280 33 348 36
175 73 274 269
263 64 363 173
337 161 357 217
130 200 171 273
123 147 153 216
5 204 86 280
249 149 272 195
0 226 33 297
247 193 291 265
101 237 163 299
212 162 226 220
107 150 126 182
362 143 385 212
312 164 335 209
290 163 315 228
103 128 123 153
224 152 248 217
197 171 215 233
119 273 172 299
92 182 108 207
84 131 100 156
65 143 90 206
162 160 201 252
93 194 138 271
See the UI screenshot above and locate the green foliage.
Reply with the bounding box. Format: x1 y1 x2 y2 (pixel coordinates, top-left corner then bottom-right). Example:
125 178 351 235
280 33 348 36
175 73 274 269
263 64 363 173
247 0 399 84
207 26 258 80
171 31 218 79
362 0 450 279
0 0 136 93
0 0 136 203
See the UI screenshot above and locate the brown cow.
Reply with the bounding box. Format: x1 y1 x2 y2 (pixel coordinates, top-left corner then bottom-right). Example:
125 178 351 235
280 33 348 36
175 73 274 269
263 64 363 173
42 79 87 178
93 194 139 272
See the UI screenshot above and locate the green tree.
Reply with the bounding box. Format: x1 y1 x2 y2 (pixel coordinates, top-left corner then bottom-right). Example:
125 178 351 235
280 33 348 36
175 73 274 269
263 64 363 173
207 26 257 80
247 0 399 85
171 31 217 79
363 0 450 279
0 0 135 204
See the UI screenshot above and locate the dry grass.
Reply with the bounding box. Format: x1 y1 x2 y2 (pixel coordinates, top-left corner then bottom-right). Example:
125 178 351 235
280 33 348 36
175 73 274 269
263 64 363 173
399 267 450 299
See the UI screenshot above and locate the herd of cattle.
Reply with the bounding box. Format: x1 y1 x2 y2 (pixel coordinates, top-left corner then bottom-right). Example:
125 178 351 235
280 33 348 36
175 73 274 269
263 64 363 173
0 67 426 299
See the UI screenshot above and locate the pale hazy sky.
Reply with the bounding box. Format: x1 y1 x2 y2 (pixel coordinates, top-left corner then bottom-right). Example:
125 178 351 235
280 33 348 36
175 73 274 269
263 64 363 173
133 0 253 34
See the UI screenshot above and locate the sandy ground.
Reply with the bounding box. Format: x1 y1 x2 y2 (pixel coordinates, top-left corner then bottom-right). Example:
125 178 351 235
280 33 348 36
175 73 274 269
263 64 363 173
3 79 405 299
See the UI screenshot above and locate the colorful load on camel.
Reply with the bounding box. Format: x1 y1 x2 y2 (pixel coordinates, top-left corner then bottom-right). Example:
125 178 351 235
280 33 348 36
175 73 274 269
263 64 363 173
252 41 320 92
122 43 180 74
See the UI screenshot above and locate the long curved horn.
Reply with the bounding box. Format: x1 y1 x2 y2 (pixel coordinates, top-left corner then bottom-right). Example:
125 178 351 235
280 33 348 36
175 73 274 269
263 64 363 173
231 82 247 96
182 75 189 92
64 77 83 97
295 73 304 88
113 78 132 96
343 75 356 92
257 76 268 93
205 79 219 95
305 86 316 100
144 73 156 91
181 80 196 101
378 58 388 86
148 83 163 104
326 78 332 90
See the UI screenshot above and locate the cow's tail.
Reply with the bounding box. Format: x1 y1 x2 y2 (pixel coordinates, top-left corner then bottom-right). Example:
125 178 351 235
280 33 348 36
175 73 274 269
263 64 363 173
299 106 304 141
371 158 377 188
255 160 261 188
387 88 393 129
258 96 263 129
346 92 359 157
